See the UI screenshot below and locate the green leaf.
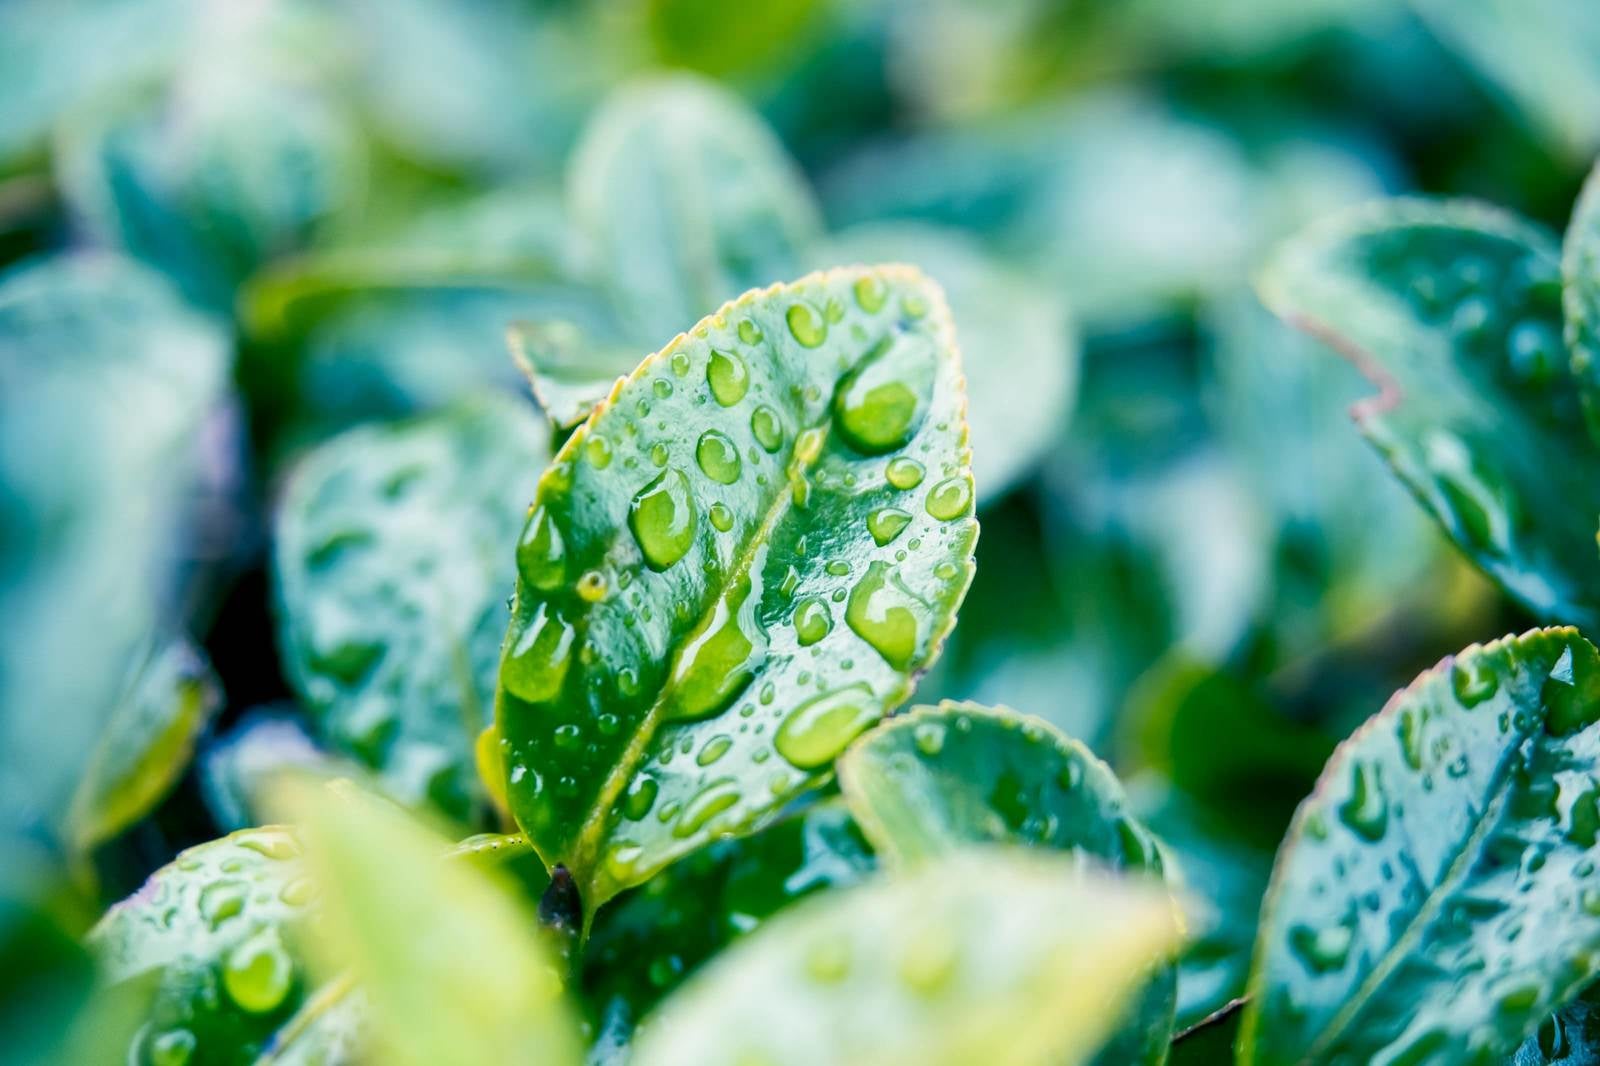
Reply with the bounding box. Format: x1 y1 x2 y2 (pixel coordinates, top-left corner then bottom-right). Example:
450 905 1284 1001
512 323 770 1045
630 848 1185 1066
814 222 1079 502
254 982 366 1066
0 253 230 830
568 73 822 342
200 711 335 834
90 827 317 1066
1259 199 1600 629
66 634 222 854
491 265 978 910
268 778 584 1066
507 318 648 433
1512 988 1600 1065
273 394 549 820
1564 161 1600 438
1168 999 1246 1066
838 702 1175 1065
584 798 875 1058
1239 627 1600 1064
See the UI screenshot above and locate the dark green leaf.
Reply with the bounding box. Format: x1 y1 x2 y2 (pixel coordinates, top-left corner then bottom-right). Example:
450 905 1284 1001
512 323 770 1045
630 848 1184 1066
91 828 317 1066
1564 160 1600 437
1259 199 1600 629
838 702 1175 1064
1513 987 1600 1065
1239 627 1600 1064
568 74 822 342
1168 998 1246 1066
274 394 548 820
66 634 222 854
490 265 978 910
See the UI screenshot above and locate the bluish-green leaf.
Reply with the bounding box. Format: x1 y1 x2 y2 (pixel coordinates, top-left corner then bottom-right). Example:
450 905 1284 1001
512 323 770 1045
838 702 1175 1065
91 828 317 1066
1240 627 1600 1064
490 265 978 911
66 634 222 854
1563 160 1600 439
274 394 548 820
1259 199 1600 629
568 73 822 342
630 848 1184 1066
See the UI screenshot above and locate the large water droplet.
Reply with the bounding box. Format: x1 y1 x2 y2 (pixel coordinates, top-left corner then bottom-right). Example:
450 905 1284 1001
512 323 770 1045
145 1028 196 1066
223 926 294 1014
199 880 247 929
673 778 741 837
623 775 659 820
793 597 832 646
845 562 923 669
886 457 925 490
867 507 912 546
708 349 750 406
662 573 767 722
502 601 575 704
925 475 974 521
787 303 828 348
629 468 697 571
751 405 784 452
854 274 888 313
695 430 742 484
1289 921 1352 974
832 334 934 455
1452 656 1499 707
1544 641 1600 736
774 683 877 770
517 506 566 591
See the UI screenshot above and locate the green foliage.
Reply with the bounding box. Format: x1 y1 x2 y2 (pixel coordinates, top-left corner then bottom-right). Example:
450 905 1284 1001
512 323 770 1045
490 265 977 911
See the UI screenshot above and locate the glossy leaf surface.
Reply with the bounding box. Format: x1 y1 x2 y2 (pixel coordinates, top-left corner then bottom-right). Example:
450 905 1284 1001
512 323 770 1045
270 779 583 1066
838 702 1175 1064
630 849 1184 1066
568 74 821 342
1240 628 1600 1064
91 828 315 1066
1260 199 1600 629
274 395 548 819
66 635 222 854
492 265 978 909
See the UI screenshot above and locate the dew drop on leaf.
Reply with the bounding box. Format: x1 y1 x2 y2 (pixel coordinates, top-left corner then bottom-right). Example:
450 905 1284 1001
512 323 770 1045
925 475 974 521
867 507 912 546
845 562 922 669
787 303 828 348
629 468 697 571
774 683 878 770
832 334 934 455
673 778 741 837
750 404 784 452
517 506 566 591
695 430 743 484
662 574 766 723
502 601 575 704
222 926 294 1014
707 349 750 406
793 597 832 646
885 456 925 490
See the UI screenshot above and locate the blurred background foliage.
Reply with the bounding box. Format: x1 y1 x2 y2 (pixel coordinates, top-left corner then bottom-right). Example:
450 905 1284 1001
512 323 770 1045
3 0 1598 1057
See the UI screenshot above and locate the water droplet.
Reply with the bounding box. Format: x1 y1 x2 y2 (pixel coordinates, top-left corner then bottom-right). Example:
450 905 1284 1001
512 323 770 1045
793 597 832 646
925 475 973 521
708 349 750 406
903 293 929 318
502 601 575 704
913 720 946 756
1452 657 1499 707
517 506 566 592
236 829 299 861
199 880 247 929
1289 922 1352 973
671 351 691 377
145 1028 196 1066
223 926 294 1014
604 841 643 883
751 405 784 452
650 442 669 467
1508 319 1561 384
846 562 923 669
854 274 887 313
709 502 734 532
832 334 934 455
698 735 733 766
806 933 852 983
674 778 741 837
629 468 697 571
867 507 912 546
886 457 925 489
774 683 878 769
279 877 316 907
663 573 767 722
1544 642 1600 736
898 926 957 997
1339 761 1388 841
623 775 659 820
654 379 674 399
1398 709 1424 771
586 435 613 469
738 319 763 345
787 303 828 347
696 430 742 484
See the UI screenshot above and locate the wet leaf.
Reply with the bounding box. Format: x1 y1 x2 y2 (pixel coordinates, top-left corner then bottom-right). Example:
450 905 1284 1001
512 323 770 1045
568 73 822 342
814 223 1079 503
255 982 367 1066
1564 160 1600 438
1240 627 1600 1065
274 394 548 820
838 702 1175 1064
90 828 316 1066
491 265 978 910
507 319 647 433
66 635 223 854
630 848 1184 1066
268 778 583 1066
1259 199 1600 629
584 798 874 1059
1512 987 1600 1065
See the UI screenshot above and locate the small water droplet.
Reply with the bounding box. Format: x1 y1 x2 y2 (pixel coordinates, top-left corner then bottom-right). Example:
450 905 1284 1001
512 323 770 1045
913 720 946 756
708 349 750 406
867 507 912 546
623 775 659 820
604 841 643 883
898 926 957 997
696 430 743 484
886 457 925 490
806 933 852 983
235 828 299 861
145 1028 196 1066
650 442 669 467
751 405 784 452
787 303 828 347
1452 657 1499 707
199 880 247 929
654 379 674 399
671 351 691 377
586 436 613 469
854 274 887 313
738 319 762 345
629 468 697 571
1339 761 1388 841
925 475 973 521
1289 922 1352 974
698 735 734 766
774 683 877 769
709 502 734 532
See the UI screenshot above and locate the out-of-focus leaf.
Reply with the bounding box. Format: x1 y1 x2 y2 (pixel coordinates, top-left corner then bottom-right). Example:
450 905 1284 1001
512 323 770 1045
1168 999 1246 1066
254 982 366 1066
91 828 316 1066
55 7 363 311
1564 161 1600 436
839 702 1175 1064
492 266 977 911
643 0 827 79
814 222 1078 502
268 778 584 1066
66 635 222 854
568 73 822 342
274 395 548 820
508 319 647 433
1412 0 1600 159
1240 627 1600 1065
0 253 229 834
200 710 336 834
1259 199 1600 629
630 848 1185 1066
584 798 875 1061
